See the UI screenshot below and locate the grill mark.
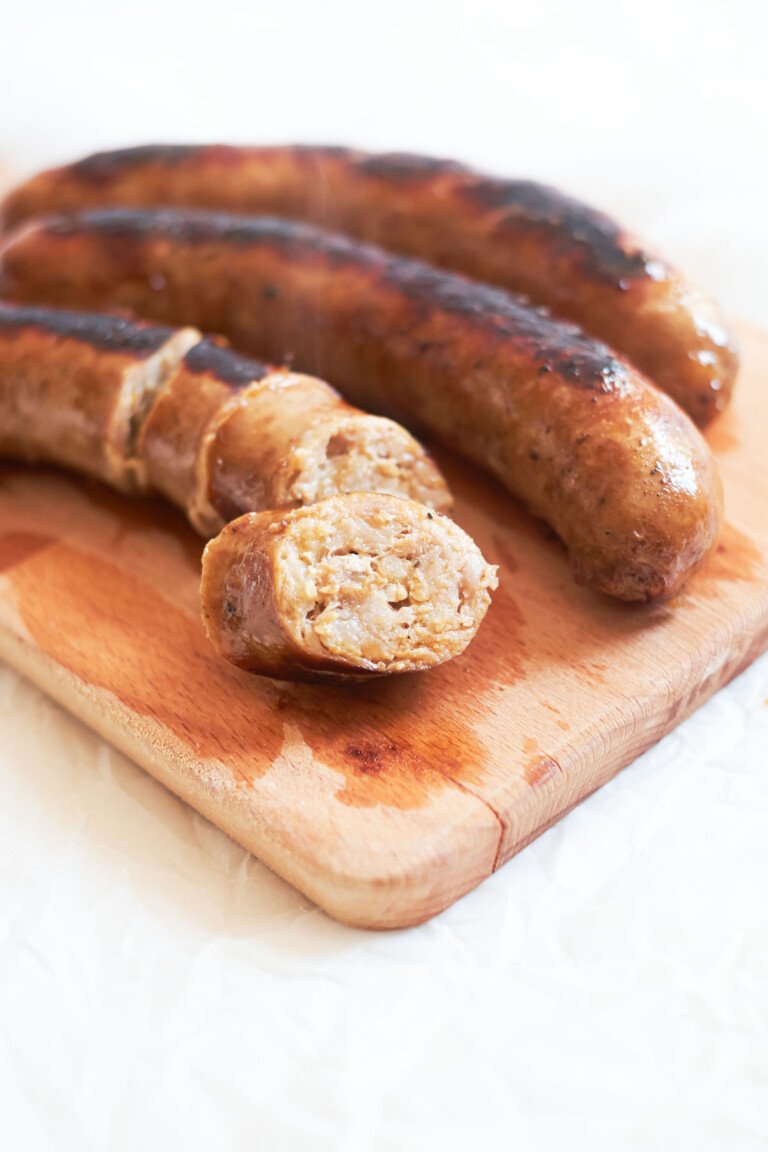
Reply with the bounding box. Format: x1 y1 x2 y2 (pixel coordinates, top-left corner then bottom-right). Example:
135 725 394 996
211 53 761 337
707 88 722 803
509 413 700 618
354 152 466 183
42 208 337 247
39 208 412 270
70 144 204 180
459 178 652 285
0 302 177 357
378 258 630 391
183 339 271 387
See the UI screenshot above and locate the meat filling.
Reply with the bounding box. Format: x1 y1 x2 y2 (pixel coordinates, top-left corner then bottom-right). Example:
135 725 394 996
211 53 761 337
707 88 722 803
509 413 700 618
280 414 451 514
274 497 497 671
198 374 452 534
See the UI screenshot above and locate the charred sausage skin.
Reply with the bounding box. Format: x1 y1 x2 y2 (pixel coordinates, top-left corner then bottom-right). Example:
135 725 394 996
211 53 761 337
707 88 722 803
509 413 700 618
0 210 723 601
0 144 737 423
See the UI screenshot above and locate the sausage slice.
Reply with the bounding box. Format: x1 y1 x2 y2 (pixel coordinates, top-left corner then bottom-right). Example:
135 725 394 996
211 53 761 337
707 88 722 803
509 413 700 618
201 493 498 680
0 302 450 529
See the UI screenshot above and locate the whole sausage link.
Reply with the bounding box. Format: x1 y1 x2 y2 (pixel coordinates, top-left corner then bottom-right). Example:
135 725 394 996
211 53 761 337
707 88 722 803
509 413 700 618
0 211 723 602
0 144 738 423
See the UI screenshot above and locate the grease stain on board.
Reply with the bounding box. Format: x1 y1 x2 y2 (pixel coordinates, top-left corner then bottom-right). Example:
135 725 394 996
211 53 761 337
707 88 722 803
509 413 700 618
0 531 54 573
524 756 561 788
520 736 561 788
2 404 768 836
688 522 764 596
2 531 497 812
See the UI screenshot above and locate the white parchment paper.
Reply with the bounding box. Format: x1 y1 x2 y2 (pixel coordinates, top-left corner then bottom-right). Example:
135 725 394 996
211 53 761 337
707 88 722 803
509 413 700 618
1 2 766 1147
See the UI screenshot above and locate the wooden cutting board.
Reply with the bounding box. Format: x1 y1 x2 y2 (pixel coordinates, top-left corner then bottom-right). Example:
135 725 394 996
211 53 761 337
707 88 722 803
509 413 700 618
1 320 767 929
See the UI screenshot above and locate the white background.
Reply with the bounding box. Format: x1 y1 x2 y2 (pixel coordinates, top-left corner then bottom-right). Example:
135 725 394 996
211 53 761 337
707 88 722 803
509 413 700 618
1 1 767 1148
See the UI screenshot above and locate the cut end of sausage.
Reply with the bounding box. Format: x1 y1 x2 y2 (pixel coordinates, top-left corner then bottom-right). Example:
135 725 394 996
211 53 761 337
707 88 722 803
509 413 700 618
279 413 452 514
201 493 498 680
196 371 453 536
277 496 493 670
115 326 201 489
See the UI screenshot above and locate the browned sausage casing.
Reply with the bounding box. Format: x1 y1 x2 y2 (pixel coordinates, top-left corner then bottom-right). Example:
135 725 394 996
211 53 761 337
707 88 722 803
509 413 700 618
201 494 497 679
0 144 737 423
0 210 723 602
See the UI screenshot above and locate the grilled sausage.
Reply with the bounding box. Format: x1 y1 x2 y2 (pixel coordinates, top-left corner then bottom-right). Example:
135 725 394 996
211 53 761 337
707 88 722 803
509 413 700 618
201 493 497 679
0 302 486 681
0 302 199 491
0 302 450 534
0 144 737 423
0 210 723 601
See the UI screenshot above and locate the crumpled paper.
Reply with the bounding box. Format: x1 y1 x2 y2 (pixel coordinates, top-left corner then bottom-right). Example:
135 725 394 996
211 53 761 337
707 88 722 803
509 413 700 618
3 13 768 1139
2 648 767 1151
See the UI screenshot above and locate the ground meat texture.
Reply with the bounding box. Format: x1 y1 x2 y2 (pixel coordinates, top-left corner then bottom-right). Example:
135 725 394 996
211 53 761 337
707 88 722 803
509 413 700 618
200 492 498 680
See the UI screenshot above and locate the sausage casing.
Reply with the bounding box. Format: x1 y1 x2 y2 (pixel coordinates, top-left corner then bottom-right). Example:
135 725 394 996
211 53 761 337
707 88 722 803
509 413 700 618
0 302 473 680
0 144 738 423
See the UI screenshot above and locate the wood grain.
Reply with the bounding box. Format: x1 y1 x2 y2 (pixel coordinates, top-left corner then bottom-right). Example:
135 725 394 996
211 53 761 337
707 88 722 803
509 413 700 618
1 321 766 929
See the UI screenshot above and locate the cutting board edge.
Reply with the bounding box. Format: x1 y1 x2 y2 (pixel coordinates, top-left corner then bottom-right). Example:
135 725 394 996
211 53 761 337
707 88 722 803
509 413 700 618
494 598 768 869
0 620 503 930
2 312 768 928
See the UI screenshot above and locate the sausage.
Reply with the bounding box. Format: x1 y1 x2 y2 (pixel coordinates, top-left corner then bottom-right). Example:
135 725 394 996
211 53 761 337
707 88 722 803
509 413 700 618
140 336 451 535
0 301 199 491
0 301 451 534
0 302 485 681
0 209 723 602
0 144 737 423
201 493 497 679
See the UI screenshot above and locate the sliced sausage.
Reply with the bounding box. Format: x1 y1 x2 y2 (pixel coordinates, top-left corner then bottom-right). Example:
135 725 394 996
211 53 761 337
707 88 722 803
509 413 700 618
0 301 198 491
201 492 497 680
0 301 451 531
0 302 472 680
